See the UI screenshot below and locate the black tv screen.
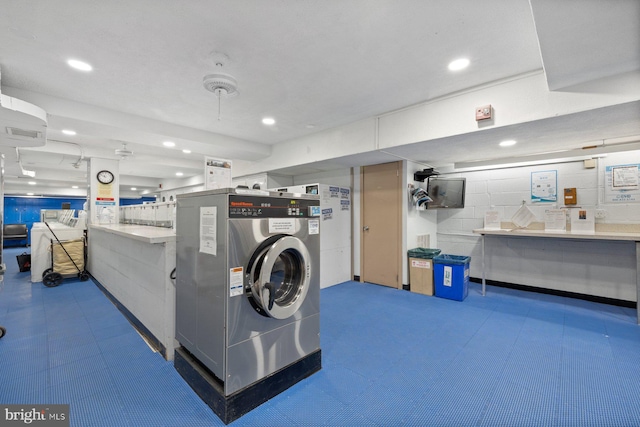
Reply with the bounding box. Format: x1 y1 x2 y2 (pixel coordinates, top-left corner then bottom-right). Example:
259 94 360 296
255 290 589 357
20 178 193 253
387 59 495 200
427 178 466 209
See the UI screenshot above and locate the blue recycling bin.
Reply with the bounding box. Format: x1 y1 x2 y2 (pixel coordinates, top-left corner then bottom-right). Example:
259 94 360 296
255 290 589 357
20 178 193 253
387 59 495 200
433 254 471 301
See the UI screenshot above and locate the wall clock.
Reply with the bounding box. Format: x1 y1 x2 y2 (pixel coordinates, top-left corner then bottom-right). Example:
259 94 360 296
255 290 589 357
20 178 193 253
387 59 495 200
96 170 114 185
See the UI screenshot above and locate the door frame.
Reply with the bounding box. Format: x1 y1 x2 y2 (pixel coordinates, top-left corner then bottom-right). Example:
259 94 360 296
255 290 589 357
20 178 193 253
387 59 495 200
359 161 403 289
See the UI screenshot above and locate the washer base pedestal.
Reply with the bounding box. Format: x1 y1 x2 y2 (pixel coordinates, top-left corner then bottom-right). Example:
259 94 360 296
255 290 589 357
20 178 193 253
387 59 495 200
174 346 322 425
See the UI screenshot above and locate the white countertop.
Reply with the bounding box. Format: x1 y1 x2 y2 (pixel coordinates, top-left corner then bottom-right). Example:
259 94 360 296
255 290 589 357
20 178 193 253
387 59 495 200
473 228 640 242
90 224 175 244
32 222 83 230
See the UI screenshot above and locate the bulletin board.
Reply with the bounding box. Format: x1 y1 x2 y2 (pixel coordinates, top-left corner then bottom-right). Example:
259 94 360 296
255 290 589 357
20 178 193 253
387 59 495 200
604 163 640 203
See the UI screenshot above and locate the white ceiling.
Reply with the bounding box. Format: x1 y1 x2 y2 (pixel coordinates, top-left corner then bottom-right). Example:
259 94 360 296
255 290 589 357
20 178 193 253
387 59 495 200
0 0 639 197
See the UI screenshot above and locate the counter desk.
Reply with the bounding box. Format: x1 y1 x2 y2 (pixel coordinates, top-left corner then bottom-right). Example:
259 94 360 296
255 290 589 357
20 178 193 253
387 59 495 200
88 224 176 359
473 226 640 324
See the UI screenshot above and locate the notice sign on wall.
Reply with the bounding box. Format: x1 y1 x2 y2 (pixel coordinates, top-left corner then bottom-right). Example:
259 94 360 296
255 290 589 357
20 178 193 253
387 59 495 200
204 157 232 190
605 164 640 203
612 165 639 189
199 206 217 255
97 183 114 200
531 170 557 202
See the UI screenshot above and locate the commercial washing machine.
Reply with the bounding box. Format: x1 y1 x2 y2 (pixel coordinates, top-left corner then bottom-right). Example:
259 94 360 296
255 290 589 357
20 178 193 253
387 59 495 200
174 188 321 424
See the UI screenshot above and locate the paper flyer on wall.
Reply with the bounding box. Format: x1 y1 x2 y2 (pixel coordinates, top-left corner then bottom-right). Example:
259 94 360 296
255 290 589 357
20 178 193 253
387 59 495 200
612 165 639 189
604 164 640 203
531 170 557 202
204 157 232 190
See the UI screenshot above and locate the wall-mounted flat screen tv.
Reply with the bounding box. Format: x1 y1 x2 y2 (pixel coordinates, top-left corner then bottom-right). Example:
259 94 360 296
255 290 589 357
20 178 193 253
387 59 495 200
426 178 466 209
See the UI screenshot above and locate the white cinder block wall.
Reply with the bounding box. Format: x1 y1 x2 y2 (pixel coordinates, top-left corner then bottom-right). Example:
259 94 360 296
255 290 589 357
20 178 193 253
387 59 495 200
435 150 640 301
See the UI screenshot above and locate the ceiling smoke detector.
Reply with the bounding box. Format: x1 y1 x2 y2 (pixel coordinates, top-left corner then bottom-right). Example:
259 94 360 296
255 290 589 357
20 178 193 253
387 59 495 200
115 143 133 159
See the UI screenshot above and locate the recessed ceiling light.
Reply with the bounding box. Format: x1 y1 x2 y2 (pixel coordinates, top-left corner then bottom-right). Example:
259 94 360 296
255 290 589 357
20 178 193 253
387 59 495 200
175 172 183 177
67 59 93 71
62 129 76 136
262 117 276 126
131 187 137 191
28 181 36 185
72 185 79 189
182 149 191 154
448 58 470 71
163 141 176 147
499 140 517 147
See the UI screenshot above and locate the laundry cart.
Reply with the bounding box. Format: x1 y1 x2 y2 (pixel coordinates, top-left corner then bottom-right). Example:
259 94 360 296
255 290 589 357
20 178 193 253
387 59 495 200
41 223 89 287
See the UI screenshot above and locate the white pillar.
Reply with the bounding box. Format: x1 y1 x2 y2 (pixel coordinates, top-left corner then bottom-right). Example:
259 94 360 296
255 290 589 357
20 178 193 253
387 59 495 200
88 158 120 225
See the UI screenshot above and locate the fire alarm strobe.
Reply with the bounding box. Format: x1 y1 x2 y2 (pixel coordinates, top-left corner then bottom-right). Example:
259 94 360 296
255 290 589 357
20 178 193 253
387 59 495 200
476 104 492 121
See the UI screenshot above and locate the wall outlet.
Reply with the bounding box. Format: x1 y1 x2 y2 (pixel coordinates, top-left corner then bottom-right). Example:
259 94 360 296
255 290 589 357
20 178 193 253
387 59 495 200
595 209 606 219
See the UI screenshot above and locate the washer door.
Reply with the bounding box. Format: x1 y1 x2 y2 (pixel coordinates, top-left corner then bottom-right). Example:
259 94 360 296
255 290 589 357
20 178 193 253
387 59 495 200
247 234 311 320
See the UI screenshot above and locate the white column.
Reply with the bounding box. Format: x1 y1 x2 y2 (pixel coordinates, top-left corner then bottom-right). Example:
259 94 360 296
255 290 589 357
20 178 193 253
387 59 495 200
88 158 120 225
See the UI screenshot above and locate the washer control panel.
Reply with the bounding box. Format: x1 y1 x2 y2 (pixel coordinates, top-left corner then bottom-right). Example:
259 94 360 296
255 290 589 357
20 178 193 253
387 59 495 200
229 195 320 218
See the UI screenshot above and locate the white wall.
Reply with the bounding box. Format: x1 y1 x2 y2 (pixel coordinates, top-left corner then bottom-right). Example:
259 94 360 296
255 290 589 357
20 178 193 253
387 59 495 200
88 157 119 225
211 154 640 296
292 169 352 188
232 172 294 190
233 118 377 177
159 174 205 202
293 168 355 283
224 70 639 292
436 150 640 301
311 163 438 286
233 72 640 178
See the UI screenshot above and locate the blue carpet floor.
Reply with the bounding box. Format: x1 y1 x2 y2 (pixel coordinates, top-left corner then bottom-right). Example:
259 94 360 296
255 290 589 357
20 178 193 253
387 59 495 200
1 246 640 426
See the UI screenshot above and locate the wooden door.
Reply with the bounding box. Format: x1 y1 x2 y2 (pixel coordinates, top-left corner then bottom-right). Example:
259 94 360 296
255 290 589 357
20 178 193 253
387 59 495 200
361 161 402 288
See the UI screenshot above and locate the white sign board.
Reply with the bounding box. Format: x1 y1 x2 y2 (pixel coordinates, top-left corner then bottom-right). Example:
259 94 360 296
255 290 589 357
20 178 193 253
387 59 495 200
605 164 640 204
199 206 217 255
531 170 557 202
204 157 232 190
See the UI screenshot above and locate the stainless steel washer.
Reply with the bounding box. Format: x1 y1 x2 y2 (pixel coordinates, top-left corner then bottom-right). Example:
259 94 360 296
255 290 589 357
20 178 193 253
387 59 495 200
175 188 321 403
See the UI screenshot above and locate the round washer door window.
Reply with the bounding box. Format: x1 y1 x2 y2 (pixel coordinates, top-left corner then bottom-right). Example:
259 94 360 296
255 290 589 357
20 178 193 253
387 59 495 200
248 235 311 319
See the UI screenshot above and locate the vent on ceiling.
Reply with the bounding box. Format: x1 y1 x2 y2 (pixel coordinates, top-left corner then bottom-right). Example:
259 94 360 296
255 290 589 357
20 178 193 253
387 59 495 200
6 127 42 139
